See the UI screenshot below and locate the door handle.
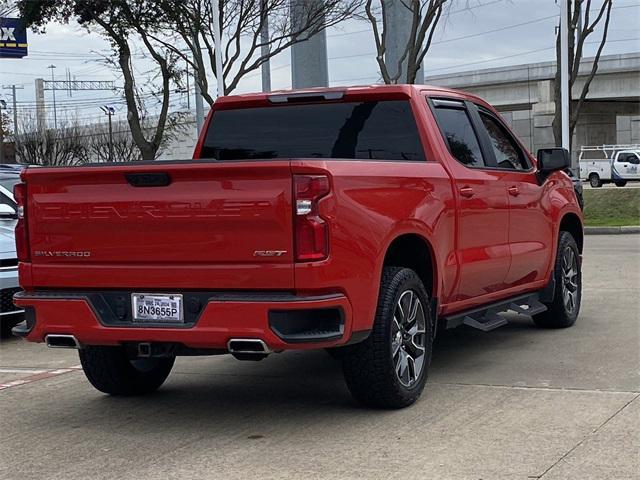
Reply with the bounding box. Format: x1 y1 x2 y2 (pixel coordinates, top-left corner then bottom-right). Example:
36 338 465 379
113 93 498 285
459 186 474 198
508 186 520 197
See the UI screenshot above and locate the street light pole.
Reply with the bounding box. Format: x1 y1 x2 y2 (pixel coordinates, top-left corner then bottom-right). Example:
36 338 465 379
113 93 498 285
560 0 570 151
211 0 225 97
260 0 271 92
47 64 58 130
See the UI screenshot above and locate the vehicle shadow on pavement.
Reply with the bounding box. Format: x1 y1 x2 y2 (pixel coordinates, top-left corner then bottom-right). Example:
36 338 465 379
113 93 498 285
3 313 543 434
75 314 534 404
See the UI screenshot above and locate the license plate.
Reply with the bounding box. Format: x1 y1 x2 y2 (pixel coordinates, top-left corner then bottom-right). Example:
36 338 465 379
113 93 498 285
132 293 183 323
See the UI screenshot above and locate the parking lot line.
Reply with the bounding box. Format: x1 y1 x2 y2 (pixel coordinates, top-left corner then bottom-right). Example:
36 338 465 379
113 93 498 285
0 365 82 391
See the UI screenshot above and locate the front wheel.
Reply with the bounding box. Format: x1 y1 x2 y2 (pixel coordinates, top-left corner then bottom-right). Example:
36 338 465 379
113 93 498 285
533 231 582 328
614 180 627 187
342 267 433 409
79 346 175 395
589 173 602 188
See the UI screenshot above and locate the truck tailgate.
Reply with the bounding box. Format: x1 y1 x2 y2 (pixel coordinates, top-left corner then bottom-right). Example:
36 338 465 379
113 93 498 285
22 161 294 290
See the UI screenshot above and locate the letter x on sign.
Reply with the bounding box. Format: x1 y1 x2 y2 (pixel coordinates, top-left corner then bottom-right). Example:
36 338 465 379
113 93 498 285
1 27 15 41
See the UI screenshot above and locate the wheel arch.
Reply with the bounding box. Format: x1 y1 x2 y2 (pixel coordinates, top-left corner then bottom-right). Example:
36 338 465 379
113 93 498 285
558 212 584 254
382 233 438 298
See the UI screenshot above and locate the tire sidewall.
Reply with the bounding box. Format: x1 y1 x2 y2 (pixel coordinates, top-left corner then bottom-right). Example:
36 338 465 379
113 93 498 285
381 269 433 398
555 233 582 322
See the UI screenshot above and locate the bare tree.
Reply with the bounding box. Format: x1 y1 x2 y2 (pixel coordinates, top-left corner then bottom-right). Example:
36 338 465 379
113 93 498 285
365 0 447 84
153 0 363 102
17 0 184 160
87 123 142 162
15 116 89 166
0 0 16 16
553 0 613 148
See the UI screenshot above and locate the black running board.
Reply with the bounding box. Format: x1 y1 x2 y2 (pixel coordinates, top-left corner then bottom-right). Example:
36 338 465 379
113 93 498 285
443 292 547 332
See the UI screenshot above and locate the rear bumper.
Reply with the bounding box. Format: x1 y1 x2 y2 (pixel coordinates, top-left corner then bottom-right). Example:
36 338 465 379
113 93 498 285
13 290 360 351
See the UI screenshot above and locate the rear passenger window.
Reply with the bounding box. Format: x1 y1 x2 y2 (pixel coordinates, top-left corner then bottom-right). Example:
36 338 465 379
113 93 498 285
432 107 485 168
479 112 529 170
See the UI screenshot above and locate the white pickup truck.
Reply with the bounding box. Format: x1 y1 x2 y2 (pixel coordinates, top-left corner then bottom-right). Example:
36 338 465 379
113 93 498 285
579 145 640 188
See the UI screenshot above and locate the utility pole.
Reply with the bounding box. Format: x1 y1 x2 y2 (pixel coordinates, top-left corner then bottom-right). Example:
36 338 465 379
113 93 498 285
47 64 58 130
260 0 271 92
560 0 570 151
100 105 115 162
2 85 24 138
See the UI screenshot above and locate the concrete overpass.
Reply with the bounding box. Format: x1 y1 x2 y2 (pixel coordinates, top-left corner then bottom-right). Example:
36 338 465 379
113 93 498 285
425 52 640 157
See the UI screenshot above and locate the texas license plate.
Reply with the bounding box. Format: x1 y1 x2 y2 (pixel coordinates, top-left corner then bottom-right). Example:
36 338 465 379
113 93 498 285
132 293 183 323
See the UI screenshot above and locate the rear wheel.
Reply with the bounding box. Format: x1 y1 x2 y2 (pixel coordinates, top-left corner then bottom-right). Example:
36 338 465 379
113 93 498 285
342 267 433 409
589 173 602 188
79 346 174 395
533 231 581 328
614 180 627 187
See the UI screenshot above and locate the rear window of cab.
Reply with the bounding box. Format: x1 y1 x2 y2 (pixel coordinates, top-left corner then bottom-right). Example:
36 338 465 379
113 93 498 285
200 100 425 161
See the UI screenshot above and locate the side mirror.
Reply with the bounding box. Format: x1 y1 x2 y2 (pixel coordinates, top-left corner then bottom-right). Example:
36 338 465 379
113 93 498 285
537 148 571 173
0 203 17 219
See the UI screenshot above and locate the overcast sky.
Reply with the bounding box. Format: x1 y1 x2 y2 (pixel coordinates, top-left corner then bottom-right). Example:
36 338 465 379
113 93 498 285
1 0 638 126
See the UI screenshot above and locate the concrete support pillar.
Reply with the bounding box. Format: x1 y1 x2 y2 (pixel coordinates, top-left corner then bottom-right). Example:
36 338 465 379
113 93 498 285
35 78 46 132
383 0 424 84
290 0 329 88
532 79 557 152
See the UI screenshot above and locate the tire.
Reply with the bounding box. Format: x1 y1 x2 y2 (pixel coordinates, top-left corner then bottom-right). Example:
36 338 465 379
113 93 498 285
589 173 602 188
79 346 175 395
614 180 627 187
342 267 433 409
533 231 582 328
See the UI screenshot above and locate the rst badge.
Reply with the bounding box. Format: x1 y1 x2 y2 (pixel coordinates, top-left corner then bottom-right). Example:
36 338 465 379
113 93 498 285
253 250 287 257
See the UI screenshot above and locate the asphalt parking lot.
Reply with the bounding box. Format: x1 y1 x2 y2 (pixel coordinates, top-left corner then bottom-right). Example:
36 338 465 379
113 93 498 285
1 234 638 480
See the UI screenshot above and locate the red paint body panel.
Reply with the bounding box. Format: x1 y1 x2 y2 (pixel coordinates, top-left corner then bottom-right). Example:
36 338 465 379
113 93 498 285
15 84 583 350
24 161 295 290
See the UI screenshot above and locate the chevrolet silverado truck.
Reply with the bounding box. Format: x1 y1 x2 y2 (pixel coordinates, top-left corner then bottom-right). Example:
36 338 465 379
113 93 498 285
12 85 583 408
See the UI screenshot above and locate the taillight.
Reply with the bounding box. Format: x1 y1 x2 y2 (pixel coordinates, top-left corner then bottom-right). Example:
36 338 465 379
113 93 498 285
294 175 330 261
13 183 30 262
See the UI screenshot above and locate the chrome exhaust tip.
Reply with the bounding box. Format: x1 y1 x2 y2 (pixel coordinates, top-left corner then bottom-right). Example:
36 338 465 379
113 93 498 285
227 338 270 360
227 338 270 354
45 334 80 349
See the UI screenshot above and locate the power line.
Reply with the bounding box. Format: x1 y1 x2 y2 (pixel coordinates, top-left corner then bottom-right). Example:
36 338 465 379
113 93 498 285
331 36 639 83
328 13 558 63
327 0 507 39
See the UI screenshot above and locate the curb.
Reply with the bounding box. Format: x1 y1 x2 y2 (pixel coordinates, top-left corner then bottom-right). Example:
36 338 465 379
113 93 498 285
584 226 640 235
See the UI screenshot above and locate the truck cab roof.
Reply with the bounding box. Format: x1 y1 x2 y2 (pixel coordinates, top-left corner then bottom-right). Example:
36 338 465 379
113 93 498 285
216 84 492 110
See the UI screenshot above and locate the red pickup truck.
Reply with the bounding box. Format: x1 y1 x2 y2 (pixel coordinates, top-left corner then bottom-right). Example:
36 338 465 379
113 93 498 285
12 85 583 408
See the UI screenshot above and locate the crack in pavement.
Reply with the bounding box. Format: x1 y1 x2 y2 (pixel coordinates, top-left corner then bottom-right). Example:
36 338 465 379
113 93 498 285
535 393 640 479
